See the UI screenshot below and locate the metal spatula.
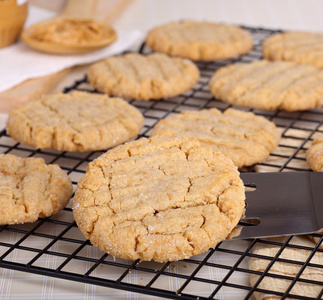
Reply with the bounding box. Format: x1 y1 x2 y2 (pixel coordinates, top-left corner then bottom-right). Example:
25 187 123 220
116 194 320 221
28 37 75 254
233 172 323 240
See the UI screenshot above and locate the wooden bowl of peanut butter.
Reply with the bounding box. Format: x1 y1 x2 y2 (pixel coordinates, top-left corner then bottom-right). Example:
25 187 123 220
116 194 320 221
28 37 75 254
21 18 117 54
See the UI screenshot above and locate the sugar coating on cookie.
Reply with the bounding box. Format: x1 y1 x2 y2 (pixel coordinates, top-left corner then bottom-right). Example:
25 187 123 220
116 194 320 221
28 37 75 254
87 52 200 100
151 108 281 168
145 20 253 61
7 91 144 152
73 136 245 262
0 154 73 225
306 138 323 172
263 31 323 69
209 60 323 111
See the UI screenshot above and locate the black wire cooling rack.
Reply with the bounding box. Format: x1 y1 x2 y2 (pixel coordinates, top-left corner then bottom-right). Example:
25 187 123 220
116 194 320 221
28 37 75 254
0 26 323 300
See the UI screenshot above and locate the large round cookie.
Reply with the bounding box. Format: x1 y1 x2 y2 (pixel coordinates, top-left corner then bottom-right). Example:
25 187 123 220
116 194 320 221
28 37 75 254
73 135 245 262
263 31 323 69
209 60 323 111
145 20 253 61
87 52 200 100
0 154 73 225
306 138 323 172
151 108 281 168
7 91 144 152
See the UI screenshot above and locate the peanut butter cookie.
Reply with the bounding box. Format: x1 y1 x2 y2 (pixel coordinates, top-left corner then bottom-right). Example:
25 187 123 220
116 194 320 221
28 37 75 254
0 154 73 225
87 52 200 100
306 137 323 172
151 108 281 168
145 20 253 61
263 31 323 69
73 135 245 262
209 60 323 111
7 91 144 152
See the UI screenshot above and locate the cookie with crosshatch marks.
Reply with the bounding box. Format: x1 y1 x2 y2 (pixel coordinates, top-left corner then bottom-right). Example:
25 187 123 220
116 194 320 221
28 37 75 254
306 137 323 172
209 60 323 111
262 31 323 69
145 20 253 61
0 154 73 225
151 108 281 168
87 52 200 100
73 135 245 262
6 91 144 152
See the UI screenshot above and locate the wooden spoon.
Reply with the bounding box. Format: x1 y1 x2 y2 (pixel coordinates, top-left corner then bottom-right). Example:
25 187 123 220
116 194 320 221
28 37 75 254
20 0 117 55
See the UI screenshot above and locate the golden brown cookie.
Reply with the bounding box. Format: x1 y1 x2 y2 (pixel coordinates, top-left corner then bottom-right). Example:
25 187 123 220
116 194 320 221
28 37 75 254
6 91 144 152
306 138 323 172
263 31 323 69
87 52 200 100
73 135 245 262
209 60 323 111
145 20 253 61
150 108 281 168
0 154 73 225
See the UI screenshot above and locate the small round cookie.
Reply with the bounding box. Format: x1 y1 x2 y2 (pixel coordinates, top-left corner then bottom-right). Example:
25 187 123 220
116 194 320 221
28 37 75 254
145 20 253 61
0 154 73 225
209 60 323 111
306 138 323 172
7 91 144 152
87 52 200 100
73 135 245 262
263 31 323 69
151 108 281 168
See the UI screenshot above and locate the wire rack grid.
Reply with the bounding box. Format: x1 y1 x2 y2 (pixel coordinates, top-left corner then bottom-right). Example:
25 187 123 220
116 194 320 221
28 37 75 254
0 25 322 300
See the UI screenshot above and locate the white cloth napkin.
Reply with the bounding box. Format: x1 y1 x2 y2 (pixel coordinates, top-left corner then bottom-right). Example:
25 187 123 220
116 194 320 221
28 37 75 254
0 6 144 93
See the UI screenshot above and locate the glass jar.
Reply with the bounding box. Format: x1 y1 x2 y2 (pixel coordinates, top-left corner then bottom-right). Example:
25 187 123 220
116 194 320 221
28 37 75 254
0 0 28 48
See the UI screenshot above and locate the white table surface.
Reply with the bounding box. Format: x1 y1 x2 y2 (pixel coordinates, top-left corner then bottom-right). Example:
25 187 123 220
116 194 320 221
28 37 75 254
1 1 323 299
113 0 323 33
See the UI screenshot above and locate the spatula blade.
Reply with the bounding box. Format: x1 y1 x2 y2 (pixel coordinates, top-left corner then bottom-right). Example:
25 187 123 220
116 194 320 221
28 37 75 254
232 172 323 240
